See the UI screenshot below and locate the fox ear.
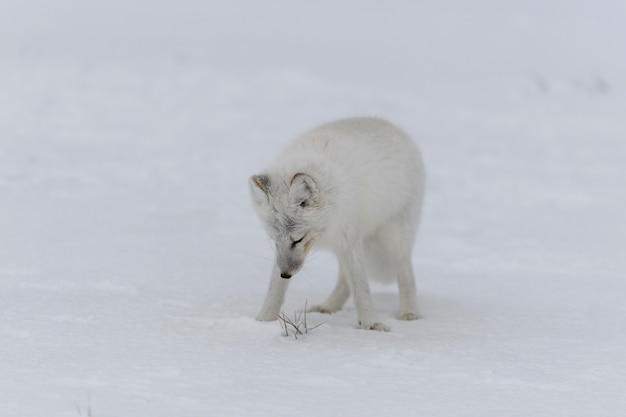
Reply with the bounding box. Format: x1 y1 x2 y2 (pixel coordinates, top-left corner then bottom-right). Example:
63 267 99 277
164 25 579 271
249 174 271 206
290 173 318 207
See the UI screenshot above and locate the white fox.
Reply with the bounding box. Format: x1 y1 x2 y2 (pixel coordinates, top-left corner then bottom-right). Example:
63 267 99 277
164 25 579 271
249 117 425 331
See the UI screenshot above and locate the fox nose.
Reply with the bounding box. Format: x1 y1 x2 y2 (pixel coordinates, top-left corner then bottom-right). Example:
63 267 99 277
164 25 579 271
280 272 292 279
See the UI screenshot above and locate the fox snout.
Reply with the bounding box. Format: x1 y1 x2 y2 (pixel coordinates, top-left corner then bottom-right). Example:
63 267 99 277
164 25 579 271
276 249 304 280
277 258 302 279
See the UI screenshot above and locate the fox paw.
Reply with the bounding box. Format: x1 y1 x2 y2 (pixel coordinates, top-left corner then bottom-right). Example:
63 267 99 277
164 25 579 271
398 311 419 321
358 321 390 332
308 304 338 315
256 312 279 322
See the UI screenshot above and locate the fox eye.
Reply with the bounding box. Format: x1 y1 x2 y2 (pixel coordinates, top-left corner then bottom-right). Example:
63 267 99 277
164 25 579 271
299 200 308 208
291 236 304 248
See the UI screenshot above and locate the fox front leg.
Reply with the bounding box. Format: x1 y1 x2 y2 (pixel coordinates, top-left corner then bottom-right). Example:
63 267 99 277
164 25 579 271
340 247 390 332
256 263 290 321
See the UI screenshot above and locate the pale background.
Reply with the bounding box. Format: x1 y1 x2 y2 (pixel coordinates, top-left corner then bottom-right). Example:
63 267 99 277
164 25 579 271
1 1 625 416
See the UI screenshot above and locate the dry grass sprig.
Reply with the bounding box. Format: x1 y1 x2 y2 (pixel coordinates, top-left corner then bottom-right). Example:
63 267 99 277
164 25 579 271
278 300 325 339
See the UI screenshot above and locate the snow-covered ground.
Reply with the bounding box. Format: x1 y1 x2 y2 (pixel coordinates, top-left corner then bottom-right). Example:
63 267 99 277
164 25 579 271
2 1 625 416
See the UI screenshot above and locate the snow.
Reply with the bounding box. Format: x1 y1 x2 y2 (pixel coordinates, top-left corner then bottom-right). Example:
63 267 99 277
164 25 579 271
2 1 626 416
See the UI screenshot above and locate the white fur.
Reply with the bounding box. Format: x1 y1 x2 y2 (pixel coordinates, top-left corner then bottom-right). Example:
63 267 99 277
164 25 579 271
249 117 425 331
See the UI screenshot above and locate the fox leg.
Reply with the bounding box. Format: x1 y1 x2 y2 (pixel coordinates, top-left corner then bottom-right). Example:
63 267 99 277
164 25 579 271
374 212 420 321
397 260 419 320
309 263 349 314
256 263 290 321
341 246 389 331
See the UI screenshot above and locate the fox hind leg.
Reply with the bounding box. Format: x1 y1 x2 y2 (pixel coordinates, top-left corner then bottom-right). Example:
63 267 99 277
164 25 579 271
308 262 349 314
397 259 419 320
374 213 420 320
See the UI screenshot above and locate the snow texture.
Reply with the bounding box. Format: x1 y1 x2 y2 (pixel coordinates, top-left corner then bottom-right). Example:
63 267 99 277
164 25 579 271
1 1 625 416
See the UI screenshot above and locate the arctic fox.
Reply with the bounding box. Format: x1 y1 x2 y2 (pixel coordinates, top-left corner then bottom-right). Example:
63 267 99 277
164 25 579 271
249 117 425 331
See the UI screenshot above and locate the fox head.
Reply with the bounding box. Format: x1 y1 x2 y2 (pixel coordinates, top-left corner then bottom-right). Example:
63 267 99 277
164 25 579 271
249 172 328 279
